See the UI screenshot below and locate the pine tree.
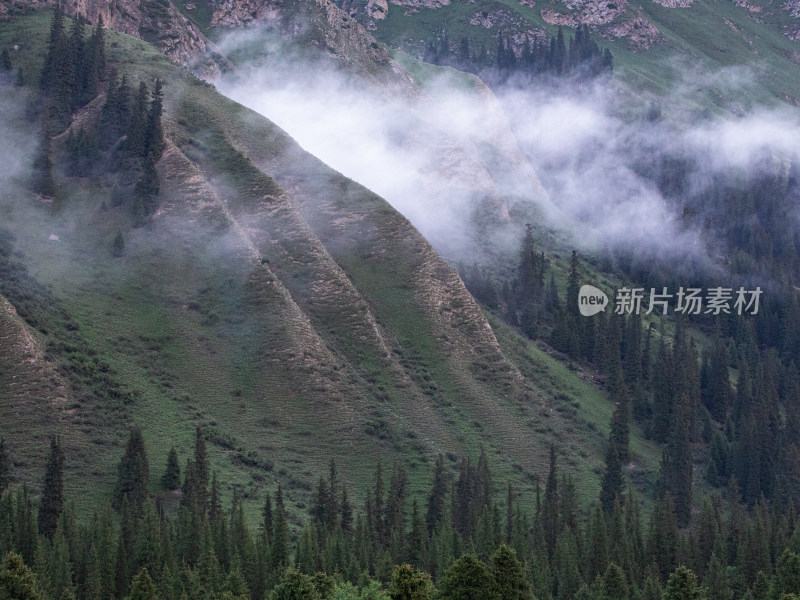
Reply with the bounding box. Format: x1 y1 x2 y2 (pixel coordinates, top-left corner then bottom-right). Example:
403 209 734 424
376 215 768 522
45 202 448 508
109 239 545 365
0 551 40 600
113 426 149 514
600 443 623 514
38 436 64 538
491 544 534 600
271 485 289 574
191 427 208 510
99 73 131 150
268 566 321 600
426 454 447 535
32 115 56 198
388 564 434 600
341 486 354 535
663 566 705 600
544 445 560 556
143 78 163 161
128 568 157 600
608 383 630 464
125 81 148 157
600 563 629 600
554 527 582 600
436 554 500 600
47 526 75 600
161 448 180 490
133 153 160 225
0 439 10 496
665 393 693 527
262 491 274 546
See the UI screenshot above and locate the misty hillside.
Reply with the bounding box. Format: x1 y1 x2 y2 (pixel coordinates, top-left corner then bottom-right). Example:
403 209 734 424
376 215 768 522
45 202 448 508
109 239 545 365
5 0 800 599
0 9 664 520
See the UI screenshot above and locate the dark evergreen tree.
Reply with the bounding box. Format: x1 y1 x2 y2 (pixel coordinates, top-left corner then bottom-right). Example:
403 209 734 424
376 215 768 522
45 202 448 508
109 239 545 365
161 448 180 490
491 544 534 600
436 554 499 600
271 485 289 574
113 426 149 514
0 439 10 496
143 78 163 161
128 567 157 600
388 563 434 600
0 551 40 600
600 563 629 600
125 81 148 157
425 454 447 535
98 73 131 150
32 115 56 198
600 443 623 514
663 566 705 600
134 153 160 225
268 566 321 600
38 436 64 538
543 445 559 556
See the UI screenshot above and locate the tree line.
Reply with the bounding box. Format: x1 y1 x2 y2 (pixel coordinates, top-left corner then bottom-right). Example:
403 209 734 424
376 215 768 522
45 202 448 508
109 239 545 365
424 25 613 85
3 427 800 600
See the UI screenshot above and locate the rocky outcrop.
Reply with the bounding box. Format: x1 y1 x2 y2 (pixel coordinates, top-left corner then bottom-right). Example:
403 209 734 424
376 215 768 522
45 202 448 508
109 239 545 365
541 0 627 27
603 14 659 49
651 0 693 7
388 0 450 8
366 0 388 20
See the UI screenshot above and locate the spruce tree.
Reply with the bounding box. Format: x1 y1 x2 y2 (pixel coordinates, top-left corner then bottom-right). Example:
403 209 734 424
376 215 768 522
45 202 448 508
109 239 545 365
193 426 209 514
388 564 434 600
268 567 321 600
38 436 64 538
113 426 149 514
436 554 500 600
0 439 10 496
543 445 559 556
491 544 534 600
663 566 705 600
32 115 56 198
0 551 40 600
161 448 180 490
126 82 148 157
270 485 289 574
143 78 163 161
128 568 157 600
600 443 623 514
600 563 629 600
134 153 160 224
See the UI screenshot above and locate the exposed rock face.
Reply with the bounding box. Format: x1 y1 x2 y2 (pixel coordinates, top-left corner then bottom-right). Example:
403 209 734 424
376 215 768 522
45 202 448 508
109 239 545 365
366 0 388 20
388 0 450 8
541 0 627 27
603 14 659 49
651 0 693 7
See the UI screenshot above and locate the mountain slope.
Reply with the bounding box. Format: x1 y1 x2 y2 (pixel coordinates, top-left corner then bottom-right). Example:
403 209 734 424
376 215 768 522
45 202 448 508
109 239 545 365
0 13 665 520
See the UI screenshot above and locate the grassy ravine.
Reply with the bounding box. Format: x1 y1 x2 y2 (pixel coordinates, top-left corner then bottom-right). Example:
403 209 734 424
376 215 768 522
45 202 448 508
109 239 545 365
0 11 668 529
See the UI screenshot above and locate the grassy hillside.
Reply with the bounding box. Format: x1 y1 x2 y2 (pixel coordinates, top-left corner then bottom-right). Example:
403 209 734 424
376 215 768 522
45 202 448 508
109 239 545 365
0 10 667 527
